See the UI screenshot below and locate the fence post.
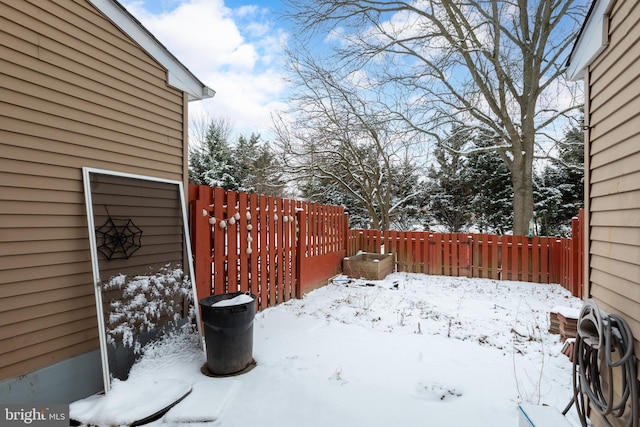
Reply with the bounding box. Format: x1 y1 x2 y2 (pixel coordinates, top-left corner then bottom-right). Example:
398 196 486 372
464 234 473 278
189 184 213 301
343 213 350 255
571 215 580 298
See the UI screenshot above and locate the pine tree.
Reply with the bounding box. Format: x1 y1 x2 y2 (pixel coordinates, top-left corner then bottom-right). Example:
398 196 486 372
389 159 427 231
463 138 513 234
234 133 286 197
299 167 371 228
426 128 473 232
188 120 238 190
234 133 259 192
534 124 584 236
189 120 286 197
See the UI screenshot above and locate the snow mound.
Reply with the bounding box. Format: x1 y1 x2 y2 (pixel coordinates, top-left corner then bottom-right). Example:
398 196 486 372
70 379 191 426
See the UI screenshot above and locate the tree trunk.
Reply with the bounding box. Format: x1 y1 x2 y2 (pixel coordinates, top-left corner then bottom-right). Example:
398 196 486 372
510 158 534 236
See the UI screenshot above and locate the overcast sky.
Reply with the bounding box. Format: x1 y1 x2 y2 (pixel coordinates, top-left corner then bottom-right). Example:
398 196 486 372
122 0 290 140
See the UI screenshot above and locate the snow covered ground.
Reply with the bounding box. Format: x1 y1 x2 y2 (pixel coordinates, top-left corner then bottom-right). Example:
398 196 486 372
71 272 585 426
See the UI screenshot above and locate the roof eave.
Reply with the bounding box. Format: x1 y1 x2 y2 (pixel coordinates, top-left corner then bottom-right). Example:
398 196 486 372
89 0 215 101
565 0 615 82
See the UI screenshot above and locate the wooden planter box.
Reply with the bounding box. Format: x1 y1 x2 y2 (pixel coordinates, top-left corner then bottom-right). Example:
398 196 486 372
343 253 394 280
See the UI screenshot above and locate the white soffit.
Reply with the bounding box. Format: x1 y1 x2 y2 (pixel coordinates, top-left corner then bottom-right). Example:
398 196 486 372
566 0 614 81
89 0 215 101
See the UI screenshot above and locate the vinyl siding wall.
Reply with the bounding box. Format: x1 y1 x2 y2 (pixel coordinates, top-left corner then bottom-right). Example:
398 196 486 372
89 174 186 280
585 1 640 425
0 0 187 382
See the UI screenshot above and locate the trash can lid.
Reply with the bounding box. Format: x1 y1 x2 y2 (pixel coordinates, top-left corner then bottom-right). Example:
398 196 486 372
209 293 254 308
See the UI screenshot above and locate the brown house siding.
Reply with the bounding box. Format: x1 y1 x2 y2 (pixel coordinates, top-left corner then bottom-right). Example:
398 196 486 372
0 0 187 383
89 173 186 280
584 1 640 425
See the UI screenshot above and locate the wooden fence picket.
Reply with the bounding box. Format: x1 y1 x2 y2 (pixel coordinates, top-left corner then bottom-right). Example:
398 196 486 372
411 232 421 273
461 234 472 277
248 193 259 299
257 194 267 309
189 184 212 300
212 187 225 295
238 191 249 293
226 190 238 294
540 237 549 284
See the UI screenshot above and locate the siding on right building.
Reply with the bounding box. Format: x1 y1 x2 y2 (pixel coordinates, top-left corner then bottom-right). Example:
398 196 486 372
567 0 640 426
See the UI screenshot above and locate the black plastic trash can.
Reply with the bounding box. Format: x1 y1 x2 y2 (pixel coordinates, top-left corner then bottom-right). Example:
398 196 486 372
199 292 256 375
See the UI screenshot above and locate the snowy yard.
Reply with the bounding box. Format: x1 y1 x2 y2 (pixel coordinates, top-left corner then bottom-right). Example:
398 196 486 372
71 273 584 426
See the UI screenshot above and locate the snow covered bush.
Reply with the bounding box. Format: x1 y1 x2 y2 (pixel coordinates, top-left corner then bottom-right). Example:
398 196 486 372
103 265 194 353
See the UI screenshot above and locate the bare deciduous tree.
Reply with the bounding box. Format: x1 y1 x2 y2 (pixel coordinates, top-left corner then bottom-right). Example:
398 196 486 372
273 52 427 230
284 0 587 234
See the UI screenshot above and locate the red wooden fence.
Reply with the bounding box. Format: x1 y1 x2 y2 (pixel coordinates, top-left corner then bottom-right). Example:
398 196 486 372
190 184 584 307
346 209 584 298
188 185 348 310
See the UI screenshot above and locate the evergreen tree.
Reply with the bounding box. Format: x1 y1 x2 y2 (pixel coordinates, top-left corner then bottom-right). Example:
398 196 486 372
188 119 238 190
463 137 513 234
426 128 472 232
189 120 286 197
234 133 259 192
252 143 287 197
533 174 562 236
388 159 427 231
234 133 286 197
534 124 584 236
299 163 371 229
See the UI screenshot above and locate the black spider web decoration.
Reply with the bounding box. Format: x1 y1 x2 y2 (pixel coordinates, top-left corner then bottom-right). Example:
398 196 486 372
96 217 143 260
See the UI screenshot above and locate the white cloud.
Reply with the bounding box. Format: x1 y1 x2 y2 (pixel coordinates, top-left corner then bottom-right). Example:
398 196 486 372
122 0 288 139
